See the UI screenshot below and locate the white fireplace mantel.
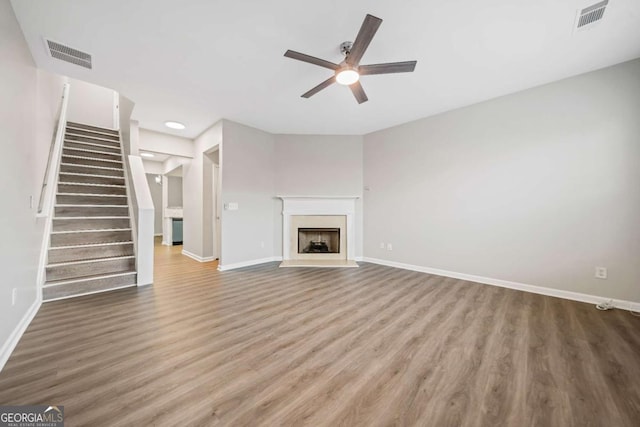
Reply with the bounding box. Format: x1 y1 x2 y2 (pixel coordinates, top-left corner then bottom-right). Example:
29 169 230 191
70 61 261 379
278 196 359 265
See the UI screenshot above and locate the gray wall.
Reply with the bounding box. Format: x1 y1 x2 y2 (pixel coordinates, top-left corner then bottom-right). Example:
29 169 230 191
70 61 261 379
274 135 363 195
274 134 364 257
221 120 276 266
146 174 163 235
0 0 66 365
363 58 640 302
183 121 221 259
167 176 183 207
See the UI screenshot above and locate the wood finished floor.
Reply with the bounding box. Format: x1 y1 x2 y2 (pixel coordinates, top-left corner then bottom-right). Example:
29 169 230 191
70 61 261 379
1 243 639 426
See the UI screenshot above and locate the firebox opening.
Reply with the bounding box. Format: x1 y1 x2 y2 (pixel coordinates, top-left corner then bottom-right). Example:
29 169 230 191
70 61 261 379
298 228 340 254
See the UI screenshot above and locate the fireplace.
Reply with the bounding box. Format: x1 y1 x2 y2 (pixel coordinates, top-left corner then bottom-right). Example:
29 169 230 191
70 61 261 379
298 228 340 254
279 196 359 268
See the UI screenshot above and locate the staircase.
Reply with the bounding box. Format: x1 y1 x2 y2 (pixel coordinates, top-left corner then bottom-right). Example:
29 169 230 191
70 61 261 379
43 121 137 301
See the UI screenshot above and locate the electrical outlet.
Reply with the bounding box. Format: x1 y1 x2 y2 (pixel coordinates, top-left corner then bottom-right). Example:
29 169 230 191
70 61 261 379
386 243 393 251
379 242 385 249
595 267 607 279
11 288 17 306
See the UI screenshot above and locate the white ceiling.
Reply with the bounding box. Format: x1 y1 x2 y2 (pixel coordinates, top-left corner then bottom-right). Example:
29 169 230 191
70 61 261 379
11 0 640 138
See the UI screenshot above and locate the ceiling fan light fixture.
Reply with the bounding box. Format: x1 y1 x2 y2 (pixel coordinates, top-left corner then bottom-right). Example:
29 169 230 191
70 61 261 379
336 68 359 85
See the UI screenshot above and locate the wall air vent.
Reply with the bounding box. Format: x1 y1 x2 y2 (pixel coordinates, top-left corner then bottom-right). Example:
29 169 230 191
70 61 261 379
575 0 609 30
44 38 92 69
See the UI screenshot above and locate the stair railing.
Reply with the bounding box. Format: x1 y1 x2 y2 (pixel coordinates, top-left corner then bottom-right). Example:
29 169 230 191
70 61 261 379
37 83 70 216
35 82 70 293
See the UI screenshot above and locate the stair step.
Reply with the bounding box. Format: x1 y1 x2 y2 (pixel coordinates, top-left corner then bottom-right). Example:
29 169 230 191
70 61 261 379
65 134 121 148
64 140 121 154
52 216 131 232
67 121 119 136
62 155 123 169
59 173 125 186
43 271 136 301
48 241 134 263
46 256 135 282
60 163 124 177
65 127 120 141
51 229 132 247
55 205 129 217
63 147 122 161
58 183 126 196
57 194 127 205
52 217 130 232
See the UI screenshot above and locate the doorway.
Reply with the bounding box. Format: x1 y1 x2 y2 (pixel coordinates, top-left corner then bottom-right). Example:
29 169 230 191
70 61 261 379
204 148 221 261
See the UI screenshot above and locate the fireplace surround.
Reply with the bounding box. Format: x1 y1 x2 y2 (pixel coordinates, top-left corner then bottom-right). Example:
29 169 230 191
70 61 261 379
279 196 359 267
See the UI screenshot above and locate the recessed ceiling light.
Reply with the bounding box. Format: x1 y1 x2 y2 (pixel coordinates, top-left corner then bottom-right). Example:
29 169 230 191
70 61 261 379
140 152 155 158
164 121 185 130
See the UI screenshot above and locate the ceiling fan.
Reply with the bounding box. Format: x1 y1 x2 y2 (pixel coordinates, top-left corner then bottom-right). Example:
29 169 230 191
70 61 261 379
284 14 417 104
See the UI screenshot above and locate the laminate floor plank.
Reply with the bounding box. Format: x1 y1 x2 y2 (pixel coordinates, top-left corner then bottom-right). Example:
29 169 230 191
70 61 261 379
0 242 638 426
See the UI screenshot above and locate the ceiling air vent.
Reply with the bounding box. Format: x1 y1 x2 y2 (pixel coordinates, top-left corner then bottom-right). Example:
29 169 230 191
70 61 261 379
575 0 609 30
44 38 92 69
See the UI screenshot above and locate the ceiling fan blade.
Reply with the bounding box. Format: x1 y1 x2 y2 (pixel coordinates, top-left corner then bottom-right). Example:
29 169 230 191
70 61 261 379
301 76 336 98
349 81 368 104
284 50 339 70
359 61 417 75
346 14 383 66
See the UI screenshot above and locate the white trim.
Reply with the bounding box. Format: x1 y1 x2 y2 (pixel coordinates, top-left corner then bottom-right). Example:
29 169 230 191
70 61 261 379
218 256 282 271
362 257 640 311
181 249 217 263
0 297 41 373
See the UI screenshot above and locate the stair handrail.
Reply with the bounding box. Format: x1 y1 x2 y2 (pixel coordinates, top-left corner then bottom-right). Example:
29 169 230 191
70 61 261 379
37 83 70 216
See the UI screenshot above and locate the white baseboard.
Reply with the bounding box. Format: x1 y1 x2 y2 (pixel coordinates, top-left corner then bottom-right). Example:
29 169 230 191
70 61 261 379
181 249 217 263
162 240 171 246
362 257 640 311
44 284 136 303
218 256 282 271
0 297 41 373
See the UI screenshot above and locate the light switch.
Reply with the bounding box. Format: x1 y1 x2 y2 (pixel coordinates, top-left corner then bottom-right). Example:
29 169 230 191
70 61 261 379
226 202 239 211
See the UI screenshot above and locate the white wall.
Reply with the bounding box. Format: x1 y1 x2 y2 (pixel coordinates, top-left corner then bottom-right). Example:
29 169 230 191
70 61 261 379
220 120 276 267
363 58 640 303
142 159 163 175
66 77 116 129
146 174 163 235
183 121 221 260
0 0 67 369
274 134 364 257
139 128 193 158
